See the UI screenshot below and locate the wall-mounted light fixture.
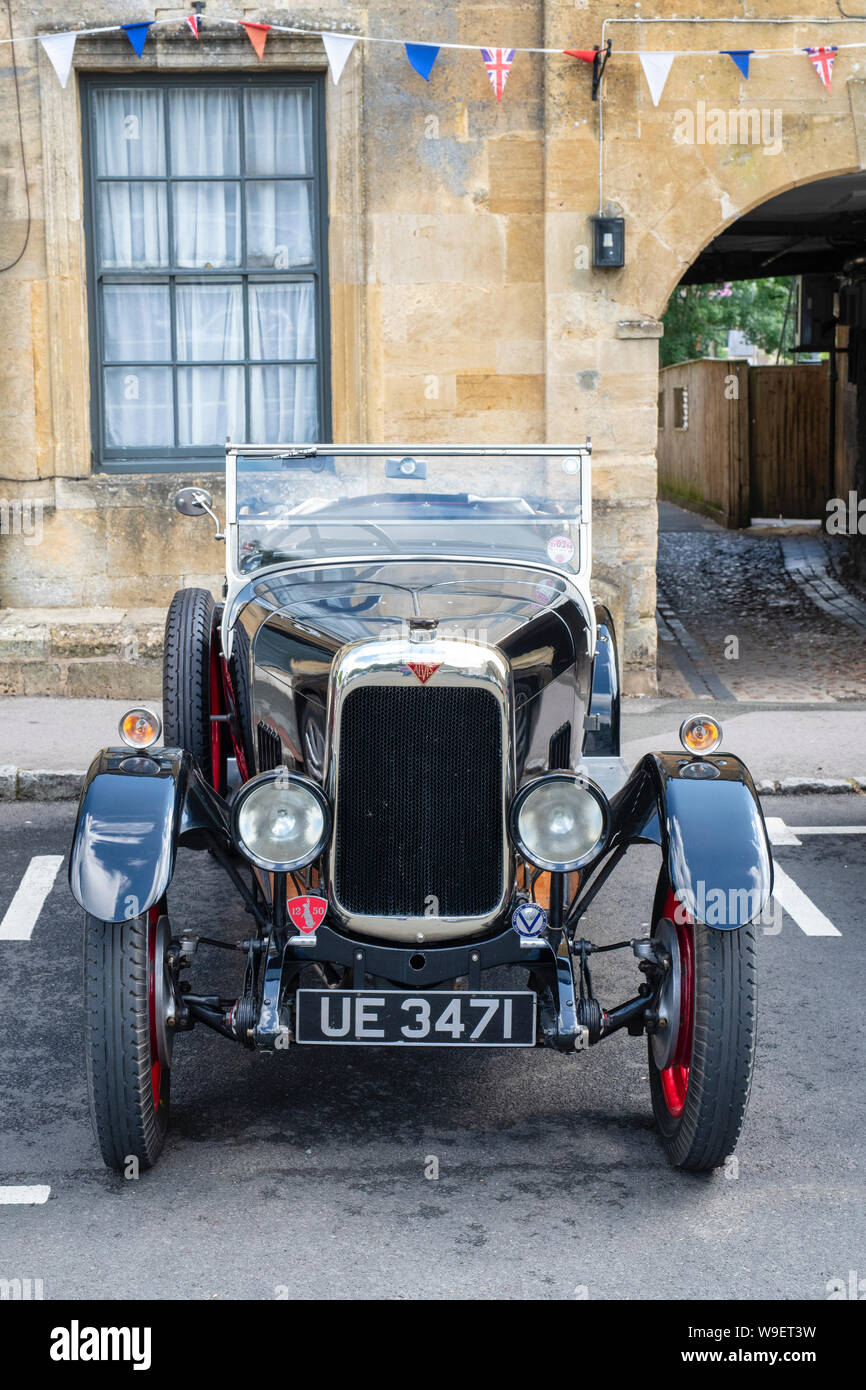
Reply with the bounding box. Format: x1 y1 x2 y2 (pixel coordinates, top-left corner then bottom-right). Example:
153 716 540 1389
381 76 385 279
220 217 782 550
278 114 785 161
591 216 625 269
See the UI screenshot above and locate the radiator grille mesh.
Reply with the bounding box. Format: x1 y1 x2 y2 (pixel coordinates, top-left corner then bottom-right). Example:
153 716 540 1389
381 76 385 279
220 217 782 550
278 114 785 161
334 684 504 918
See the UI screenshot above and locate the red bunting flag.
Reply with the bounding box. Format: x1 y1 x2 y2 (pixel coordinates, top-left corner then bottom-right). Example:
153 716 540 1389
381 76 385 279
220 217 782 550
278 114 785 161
185 15 200 39
563 50 596 64
480 47 515 102
804 45 837 91
240 22 271 60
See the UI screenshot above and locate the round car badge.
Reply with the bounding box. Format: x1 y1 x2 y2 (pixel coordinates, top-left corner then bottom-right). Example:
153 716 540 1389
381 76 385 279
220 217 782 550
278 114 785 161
512 901 548 947
546 534 575 567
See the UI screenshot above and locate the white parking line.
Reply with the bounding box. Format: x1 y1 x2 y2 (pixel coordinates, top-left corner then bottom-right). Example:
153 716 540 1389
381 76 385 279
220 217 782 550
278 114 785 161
789 826 866 835
0 855 64 942
772 865 842 938
0 1185 50 1204
765 817 802 846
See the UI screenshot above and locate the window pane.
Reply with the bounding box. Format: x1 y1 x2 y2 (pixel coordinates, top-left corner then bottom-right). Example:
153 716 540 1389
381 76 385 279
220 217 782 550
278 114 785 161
249 365 317 443
104 367 173 447
177 366 245 446
93 89 165 176
244 88 312 176
245 181 313 268
169 89 239 175
97 183 169 268
249 281 315 360
103 285 170 362
173 183 241 267
176 283 244 361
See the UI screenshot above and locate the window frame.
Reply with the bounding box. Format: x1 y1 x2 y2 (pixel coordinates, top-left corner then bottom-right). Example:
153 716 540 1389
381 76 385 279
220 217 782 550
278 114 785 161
81 70 331 473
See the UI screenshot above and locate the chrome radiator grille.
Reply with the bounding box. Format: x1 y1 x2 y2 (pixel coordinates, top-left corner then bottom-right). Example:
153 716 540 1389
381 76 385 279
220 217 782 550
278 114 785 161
334 684 503 918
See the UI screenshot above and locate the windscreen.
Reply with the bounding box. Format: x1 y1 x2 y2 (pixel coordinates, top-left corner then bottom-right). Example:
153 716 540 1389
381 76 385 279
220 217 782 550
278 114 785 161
232 451 586 575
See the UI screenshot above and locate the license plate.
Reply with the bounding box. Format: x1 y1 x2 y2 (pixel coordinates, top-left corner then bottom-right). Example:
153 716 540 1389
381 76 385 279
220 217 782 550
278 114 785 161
295 989 536 1047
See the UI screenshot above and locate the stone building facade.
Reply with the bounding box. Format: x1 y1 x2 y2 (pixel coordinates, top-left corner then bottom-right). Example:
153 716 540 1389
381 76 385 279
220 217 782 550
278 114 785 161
1 1 865 695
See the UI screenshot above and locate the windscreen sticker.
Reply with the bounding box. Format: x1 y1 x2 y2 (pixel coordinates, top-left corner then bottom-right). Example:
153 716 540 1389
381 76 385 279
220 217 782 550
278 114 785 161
546 534 575 566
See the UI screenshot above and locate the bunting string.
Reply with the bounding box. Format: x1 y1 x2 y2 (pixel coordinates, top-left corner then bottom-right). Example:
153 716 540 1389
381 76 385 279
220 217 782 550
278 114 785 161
15 13 866 104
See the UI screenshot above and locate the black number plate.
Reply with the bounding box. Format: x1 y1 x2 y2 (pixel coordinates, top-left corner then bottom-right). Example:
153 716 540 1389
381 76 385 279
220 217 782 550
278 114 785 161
295 989 536 1046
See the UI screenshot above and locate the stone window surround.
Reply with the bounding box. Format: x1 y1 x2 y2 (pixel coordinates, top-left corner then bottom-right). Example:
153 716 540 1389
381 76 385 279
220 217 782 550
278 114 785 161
37 29 368 479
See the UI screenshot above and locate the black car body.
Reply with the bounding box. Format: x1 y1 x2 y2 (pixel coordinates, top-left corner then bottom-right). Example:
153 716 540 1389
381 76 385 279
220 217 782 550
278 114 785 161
69 445 773 1172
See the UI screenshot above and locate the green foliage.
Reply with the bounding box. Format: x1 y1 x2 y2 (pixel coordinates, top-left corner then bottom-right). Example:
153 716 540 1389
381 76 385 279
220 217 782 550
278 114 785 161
660 277 796 367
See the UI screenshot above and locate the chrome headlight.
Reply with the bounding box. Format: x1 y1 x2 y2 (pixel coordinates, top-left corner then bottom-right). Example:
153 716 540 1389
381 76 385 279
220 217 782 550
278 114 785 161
231 771 331 872
510 773 609 872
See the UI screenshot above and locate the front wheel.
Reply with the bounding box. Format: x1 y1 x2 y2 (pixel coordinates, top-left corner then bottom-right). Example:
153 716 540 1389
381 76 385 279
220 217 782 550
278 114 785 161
84 908 174 1172
648 885 757 1171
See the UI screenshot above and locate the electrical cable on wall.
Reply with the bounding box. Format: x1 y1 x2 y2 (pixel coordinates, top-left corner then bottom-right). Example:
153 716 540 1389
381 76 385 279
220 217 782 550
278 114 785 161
0 0 32 273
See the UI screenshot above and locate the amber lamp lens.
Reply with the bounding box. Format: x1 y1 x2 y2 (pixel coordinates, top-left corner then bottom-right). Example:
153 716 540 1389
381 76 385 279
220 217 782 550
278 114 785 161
119 709 160 748
679 715 722 755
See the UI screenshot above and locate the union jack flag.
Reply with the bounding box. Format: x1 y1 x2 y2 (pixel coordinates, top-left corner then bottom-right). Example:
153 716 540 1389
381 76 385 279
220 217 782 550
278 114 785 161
481 47 515 102
804 45 837 91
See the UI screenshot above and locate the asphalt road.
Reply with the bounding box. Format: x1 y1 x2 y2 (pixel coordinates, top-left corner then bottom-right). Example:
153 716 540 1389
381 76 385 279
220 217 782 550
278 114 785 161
0 795 863 1301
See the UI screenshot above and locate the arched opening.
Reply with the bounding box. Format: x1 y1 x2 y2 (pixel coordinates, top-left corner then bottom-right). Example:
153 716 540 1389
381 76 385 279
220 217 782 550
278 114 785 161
653 170 866 701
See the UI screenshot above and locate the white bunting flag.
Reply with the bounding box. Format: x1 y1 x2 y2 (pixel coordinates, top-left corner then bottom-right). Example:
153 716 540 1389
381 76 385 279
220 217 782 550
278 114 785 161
322 33 357 85
639 51 676 106
39 31 77 89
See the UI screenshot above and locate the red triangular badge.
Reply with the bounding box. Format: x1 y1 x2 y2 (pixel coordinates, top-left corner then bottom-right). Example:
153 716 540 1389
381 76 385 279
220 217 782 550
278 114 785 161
241 22 270 60
407 661 441 685
564 49 596 64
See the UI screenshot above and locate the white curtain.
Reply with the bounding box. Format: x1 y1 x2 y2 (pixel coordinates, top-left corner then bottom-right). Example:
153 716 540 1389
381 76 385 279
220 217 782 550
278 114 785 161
249 282 315 360
94 84 318 449
244 87 312 175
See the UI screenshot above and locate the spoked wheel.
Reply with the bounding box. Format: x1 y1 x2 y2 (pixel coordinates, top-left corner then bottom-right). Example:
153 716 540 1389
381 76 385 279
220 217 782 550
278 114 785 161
84 906 175 1172
648 883 757 1171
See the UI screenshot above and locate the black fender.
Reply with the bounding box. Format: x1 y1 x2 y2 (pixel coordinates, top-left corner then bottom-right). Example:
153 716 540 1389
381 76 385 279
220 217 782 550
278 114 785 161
68 748 231 923
584 604 620 756
609 752 773 929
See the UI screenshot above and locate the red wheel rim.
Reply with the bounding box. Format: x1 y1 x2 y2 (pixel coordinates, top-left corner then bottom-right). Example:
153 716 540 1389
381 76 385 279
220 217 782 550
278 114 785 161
146 906 162 1108
658 888 694 1119
209 630 224 791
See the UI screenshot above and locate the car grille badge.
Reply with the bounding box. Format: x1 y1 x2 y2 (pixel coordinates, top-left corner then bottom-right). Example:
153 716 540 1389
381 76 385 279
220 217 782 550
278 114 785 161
407 661 442 685
287 894 328 946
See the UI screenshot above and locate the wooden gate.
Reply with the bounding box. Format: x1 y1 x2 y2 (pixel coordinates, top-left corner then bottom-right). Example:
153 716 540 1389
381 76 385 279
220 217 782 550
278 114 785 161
748 363 829 518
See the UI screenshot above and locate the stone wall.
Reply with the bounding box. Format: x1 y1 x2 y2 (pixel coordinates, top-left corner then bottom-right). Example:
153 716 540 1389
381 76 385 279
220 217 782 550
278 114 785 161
2 1 866 693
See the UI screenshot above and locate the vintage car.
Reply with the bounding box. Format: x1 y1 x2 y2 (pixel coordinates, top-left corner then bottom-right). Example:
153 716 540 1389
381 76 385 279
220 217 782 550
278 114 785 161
69 444 772 1173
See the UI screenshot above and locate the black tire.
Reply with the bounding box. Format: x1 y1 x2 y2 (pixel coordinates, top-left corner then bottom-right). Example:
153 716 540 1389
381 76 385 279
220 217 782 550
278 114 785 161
84 910 172 1173
163 587 217 783
648 882 757 1171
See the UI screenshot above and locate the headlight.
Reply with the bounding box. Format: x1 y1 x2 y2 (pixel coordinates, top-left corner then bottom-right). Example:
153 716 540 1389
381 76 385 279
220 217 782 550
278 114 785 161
118 706 162 749
679 713 722 755
510 773 609 872
231 771 331 872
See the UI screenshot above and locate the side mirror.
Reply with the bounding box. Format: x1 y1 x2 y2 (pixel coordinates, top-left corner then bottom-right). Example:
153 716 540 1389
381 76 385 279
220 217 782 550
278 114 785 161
173 487 224 541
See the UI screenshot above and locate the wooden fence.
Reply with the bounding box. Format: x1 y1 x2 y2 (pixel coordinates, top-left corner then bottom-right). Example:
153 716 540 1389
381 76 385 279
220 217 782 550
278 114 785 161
657 358 830 525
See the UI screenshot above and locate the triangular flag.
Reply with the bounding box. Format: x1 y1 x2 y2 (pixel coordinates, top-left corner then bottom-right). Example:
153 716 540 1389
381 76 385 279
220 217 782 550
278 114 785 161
322 33 356 85
563 50 596 64
405 43 440 82
39 31 77 88
121 22 153 58
721 49 753 80
240 22 270 61
186 15 200 39
804 45 837 91
639 51 675 106
480 47 515 102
